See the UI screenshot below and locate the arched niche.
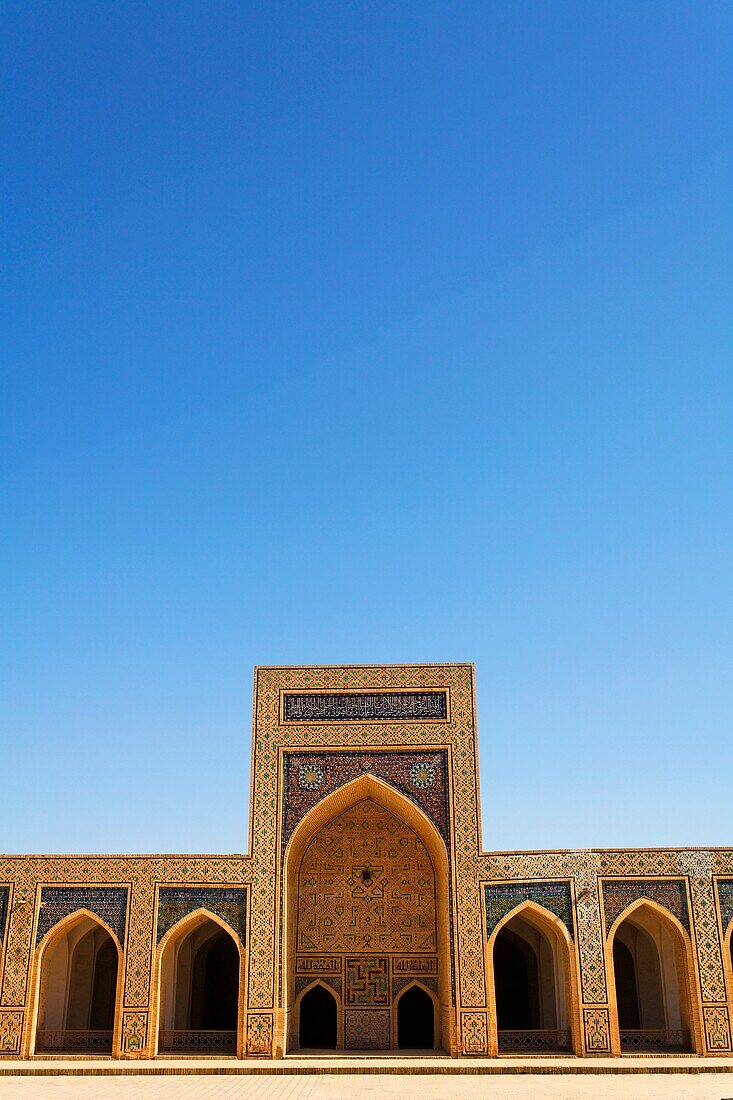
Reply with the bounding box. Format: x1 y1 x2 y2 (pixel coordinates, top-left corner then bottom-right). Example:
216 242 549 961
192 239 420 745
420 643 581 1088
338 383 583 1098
280 773 454 1056
297 981 339 1049
607 899 702 1054
155 910 243 1056
33 910 122 1055
395 982 436 1050
486 900 581 1056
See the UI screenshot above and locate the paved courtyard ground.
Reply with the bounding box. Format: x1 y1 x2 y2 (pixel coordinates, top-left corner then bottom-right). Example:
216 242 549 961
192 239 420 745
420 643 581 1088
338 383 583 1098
1 1074 733 1100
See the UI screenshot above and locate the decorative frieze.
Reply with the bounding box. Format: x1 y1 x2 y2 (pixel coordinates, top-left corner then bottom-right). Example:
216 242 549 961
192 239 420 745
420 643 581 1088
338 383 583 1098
484 881 574 940
282 749 450 850
601 879 690 935
36 886 128 947
282 690 448 723
156 887 247 944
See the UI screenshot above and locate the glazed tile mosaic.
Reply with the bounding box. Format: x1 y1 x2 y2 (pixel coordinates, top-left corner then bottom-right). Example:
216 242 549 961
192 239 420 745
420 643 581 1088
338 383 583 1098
484 881 574 939
156 887 247 944
0 664 730 1061
36 886 128 946
282 749 450 850
601 879 690 935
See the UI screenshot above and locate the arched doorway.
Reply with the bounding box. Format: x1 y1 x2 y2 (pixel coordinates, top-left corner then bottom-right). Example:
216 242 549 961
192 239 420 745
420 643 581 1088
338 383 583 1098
397 985 434 1049
285 782 450 1054
610 904 694 1053
491 909 573 1053
158 915 240 1054
35 914 119 1053
298 984 338 1049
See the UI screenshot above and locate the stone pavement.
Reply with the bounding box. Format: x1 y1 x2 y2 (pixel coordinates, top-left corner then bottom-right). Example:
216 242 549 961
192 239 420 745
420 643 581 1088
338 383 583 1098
2 1059 733 1100
0 1073 733 1099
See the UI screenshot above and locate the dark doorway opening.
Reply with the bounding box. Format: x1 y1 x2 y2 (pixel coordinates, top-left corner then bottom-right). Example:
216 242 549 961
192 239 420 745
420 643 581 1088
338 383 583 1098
397 985 434 1049
613 937 641 1029
299 985 337 1049
89 936 118 1031
191 929 239 1030
493 929 540 1029
159 920 240 1054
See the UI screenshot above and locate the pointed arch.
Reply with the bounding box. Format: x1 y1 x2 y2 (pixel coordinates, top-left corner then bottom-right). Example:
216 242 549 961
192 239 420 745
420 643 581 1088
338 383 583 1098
606 894 693 948
605 897 704 1054
394 978 439 1005
486 899 582 1056
284 772 449 872
280 772 454 1055
157 906 245 958
29 908 123 1056
295 980 341 1049
36 906 124 959
152 907 244 1057
394 981 438 1049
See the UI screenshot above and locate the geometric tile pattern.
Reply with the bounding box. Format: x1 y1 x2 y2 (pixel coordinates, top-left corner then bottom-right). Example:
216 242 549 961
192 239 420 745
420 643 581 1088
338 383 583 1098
345 957 389 1004
246 1013 273 1056
574 858 607 1004
484 881 574 939
598 850 727 1005
487 853 608 1005
247 664 486 1023
583 1007 611 1053
602 878 690 935
156 887 247 944
282 750 450 850
344 1008 390 1050
36 886 128 946
0 1012 23 1056
703 1005 731 1052
683 861 726 1004
0 856 251 1021
459 1010 488 1055
121 1011 147 1054
717 880 733 935
297 800 437 953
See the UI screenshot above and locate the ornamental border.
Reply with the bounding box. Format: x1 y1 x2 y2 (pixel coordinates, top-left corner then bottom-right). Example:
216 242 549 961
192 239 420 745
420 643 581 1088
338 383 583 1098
279 687 451 724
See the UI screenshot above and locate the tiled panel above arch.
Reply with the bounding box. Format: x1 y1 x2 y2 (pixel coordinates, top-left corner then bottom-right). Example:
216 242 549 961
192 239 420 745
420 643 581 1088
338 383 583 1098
484 881 574 939
36 886 128 946
156 887 247 944
282 749 450 851
601 878 690 935
717 880 733 935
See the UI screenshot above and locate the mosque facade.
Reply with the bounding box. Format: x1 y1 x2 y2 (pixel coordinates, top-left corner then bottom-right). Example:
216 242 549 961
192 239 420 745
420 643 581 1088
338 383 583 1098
1 663 732 1060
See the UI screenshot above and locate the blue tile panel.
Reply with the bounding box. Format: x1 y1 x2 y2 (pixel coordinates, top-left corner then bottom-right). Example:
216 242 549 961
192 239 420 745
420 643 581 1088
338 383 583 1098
602 878 690 935
717 880 733 933
156 887 247 944
282 749 450 852
36 886 128 946
0 887 9 942
485 881 574 940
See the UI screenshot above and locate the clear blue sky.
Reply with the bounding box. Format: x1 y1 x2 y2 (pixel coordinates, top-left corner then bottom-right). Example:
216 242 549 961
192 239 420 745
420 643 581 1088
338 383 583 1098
2 1 731 854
